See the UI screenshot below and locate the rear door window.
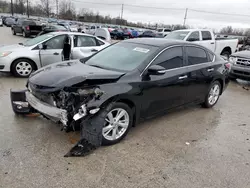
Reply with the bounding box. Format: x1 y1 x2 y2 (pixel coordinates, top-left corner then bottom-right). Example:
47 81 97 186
74 35 97 47
201 31 212 40
186 46 209 65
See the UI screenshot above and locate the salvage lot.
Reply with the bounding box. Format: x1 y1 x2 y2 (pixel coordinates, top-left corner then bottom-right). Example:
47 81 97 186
0 26 250 188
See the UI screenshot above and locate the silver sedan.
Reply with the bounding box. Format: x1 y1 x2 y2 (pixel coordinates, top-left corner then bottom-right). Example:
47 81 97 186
0 32 110 77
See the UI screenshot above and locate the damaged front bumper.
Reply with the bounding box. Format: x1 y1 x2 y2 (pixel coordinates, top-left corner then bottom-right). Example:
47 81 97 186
10 89 103 157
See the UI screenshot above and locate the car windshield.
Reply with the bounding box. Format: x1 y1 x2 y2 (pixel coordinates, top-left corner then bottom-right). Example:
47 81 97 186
23 34 55 46
157 29 163 32
165 31 190 40
85 42 158 72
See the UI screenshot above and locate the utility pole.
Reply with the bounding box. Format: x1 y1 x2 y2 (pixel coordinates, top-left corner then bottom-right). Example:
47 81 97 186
26 0 29 18
183 8 188 26
120 4 124 20
56 0 59 18
11 0 14 16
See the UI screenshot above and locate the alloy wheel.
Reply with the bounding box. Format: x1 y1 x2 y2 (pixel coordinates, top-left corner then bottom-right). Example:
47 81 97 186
15 61 32 76
208 84 220 105
102 108 129 141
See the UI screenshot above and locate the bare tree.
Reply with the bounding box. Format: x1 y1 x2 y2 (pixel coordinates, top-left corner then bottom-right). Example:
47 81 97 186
220 26 233 35
59 0 76 20
40 0 52 17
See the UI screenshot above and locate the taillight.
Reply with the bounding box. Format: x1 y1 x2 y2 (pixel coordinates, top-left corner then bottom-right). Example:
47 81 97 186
26 26 30 31
225 62 231 69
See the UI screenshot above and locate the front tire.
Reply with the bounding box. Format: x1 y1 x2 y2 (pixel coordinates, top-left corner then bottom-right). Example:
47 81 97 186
84 102 133 146
11 59 36 77
202 81 221 108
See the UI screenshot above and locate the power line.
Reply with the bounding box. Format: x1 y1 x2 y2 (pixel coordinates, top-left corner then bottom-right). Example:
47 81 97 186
71 1 250 18
72 0 121 6
124 4 184 11
190 9 250 17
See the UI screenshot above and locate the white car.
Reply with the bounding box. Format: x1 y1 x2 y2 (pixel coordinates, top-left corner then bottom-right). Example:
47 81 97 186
156 28 171 37
0 18 3 27
165 29 238 58
0 32 110 77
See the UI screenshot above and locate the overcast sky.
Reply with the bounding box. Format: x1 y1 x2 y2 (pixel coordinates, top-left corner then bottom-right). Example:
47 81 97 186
72 0 250 30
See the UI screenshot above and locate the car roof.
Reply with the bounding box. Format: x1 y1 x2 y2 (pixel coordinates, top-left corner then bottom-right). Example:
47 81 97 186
173 29 213 32
50 32 95 37
122 38 191 47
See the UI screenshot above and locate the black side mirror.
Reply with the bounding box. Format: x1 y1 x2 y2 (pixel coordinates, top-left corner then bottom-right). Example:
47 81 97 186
42 44 47 50
38 44 47 50
147 65 166 75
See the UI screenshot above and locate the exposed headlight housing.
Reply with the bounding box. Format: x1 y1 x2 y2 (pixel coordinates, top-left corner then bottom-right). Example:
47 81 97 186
229 56 237 64
0 51 12 57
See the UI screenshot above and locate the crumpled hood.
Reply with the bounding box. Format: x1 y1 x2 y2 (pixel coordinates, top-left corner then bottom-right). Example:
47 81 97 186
232 51 250 59
29 60 125 88
0 44 26 52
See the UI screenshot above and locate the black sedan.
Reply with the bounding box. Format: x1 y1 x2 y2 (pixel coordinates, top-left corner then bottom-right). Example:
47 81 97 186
37 25 69 36
11 39 230 156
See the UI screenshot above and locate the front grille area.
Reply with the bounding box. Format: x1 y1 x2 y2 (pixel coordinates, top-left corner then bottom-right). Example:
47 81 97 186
233 70 250 76
236 58 250 67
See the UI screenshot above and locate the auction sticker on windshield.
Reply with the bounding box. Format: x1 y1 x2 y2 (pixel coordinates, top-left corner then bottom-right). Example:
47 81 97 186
133 47 150 53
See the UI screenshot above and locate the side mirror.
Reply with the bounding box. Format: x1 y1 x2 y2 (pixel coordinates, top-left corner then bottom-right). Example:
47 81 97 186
38 44 47 50
147 65 167 75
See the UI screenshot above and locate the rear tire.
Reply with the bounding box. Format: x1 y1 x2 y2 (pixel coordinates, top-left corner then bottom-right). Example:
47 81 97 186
12 29 16 35
221 51 230 60
202 81 221 108
22 31 28 38
11 59 36 77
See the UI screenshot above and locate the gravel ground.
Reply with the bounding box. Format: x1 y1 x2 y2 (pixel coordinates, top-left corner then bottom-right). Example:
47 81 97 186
0 26 250 188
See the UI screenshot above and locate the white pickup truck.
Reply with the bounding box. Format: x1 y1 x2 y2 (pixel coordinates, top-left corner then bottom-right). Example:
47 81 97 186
165 29 238 58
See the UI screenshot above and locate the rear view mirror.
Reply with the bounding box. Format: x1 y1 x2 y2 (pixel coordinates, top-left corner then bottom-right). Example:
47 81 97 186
148 65 166 75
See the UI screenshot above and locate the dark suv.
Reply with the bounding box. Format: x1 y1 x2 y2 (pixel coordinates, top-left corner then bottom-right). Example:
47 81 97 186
229 51 250 81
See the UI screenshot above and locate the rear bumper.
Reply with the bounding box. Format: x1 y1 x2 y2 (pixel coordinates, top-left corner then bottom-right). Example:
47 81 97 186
230 65 250 80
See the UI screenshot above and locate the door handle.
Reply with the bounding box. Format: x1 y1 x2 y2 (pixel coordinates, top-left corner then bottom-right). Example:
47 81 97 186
207 68 214 72
210 42 215 44
91 49 98 52
53 52 59 55
178 75 188 80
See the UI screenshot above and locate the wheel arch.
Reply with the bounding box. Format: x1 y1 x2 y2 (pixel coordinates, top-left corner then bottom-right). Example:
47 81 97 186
99 96 137 127
11 58 38 73
213 78 224 95
221 46 232 55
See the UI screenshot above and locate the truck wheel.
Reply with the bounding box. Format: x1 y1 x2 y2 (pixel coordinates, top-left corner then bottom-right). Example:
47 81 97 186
12 29 16 35
221 51 230 60
22 31 28 38
202 81 221 108
11 59 36 77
